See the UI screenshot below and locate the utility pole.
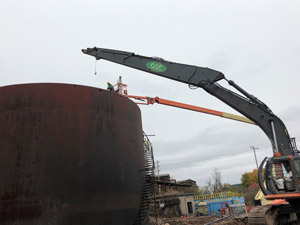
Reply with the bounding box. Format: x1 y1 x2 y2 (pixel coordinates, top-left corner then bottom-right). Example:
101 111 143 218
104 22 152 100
156 160 160 177
250 146 259 169
156 160 161 194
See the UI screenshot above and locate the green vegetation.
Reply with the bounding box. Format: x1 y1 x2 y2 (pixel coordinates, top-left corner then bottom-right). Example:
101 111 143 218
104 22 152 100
241 169 258 189
240 169 259 206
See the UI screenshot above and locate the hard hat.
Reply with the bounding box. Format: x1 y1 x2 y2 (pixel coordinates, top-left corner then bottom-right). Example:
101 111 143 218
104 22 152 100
107 82 110 85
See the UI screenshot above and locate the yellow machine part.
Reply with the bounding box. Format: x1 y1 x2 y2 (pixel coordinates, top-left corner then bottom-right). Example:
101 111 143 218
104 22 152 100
255 189 272 206
198 202 208 215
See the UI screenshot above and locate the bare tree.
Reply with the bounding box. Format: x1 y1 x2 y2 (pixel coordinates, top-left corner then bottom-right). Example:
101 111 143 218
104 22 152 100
198 185 211 194
206 168 222 193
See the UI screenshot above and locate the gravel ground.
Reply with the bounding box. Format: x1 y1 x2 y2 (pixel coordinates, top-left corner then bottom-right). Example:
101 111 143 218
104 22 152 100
149 216 246 225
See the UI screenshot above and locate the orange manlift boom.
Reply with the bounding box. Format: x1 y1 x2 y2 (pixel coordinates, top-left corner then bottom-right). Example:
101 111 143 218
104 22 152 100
114 76 254 125
125 94 255 125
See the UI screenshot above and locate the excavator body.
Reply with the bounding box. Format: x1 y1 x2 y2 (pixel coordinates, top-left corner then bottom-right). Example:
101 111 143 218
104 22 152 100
82 47 300 224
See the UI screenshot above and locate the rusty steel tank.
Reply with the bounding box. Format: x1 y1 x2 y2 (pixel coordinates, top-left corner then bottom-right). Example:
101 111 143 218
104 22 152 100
0 83 146 224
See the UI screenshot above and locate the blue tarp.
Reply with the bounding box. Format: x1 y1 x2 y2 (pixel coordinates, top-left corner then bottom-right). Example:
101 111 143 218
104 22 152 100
195 197 245 216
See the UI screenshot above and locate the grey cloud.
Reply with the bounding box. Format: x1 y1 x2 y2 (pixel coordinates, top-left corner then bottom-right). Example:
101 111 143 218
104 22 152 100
1 0 299 186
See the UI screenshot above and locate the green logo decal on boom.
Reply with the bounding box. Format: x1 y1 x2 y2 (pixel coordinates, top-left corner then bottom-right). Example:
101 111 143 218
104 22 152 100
146 62 167 72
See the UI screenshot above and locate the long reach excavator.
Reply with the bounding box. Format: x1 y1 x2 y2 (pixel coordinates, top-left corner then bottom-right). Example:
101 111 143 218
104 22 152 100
82 47 300 224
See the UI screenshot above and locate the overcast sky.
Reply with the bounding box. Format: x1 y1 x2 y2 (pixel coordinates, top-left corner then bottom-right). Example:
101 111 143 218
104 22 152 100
1 0 300 187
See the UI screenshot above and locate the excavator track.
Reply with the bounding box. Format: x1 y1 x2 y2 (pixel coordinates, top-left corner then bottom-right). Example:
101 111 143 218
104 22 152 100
248 204 300 225
248 205 277 225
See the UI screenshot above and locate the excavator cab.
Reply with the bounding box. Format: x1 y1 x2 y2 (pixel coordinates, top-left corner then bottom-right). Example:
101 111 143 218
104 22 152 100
259 155 300 195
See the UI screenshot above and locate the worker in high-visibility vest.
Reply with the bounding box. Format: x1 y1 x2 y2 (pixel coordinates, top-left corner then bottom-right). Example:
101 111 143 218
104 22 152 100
107 82 114 91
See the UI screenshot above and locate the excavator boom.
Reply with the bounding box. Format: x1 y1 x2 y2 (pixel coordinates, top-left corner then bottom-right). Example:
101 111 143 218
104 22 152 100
82 48 224 86
82 47 292 156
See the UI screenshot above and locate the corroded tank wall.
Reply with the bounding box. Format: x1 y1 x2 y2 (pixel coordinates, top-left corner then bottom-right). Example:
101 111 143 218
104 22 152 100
0 83 145 225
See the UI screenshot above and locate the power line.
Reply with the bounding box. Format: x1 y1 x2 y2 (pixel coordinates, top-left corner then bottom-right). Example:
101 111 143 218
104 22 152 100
154 142 273 171
160 148 271 170
158 145 271 163
161 154 259 170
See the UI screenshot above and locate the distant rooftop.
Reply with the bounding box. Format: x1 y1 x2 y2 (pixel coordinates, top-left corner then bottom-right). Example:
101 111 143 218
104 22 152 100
177 179 196 183
154 174 170 177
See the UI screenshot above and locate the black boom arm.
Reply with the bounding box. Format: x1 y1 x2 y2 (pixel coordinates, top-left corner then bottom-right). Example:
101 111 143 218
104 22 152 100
82 47 293 156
